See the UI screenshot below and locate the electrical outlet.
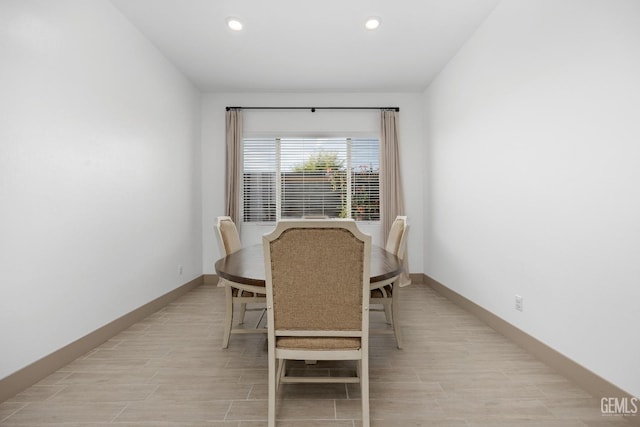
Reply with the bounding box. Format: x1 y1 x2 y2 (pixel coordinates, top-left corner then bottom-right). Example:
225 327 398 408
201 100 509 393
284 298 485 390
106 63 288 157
515 295 523 312
178 265 183 275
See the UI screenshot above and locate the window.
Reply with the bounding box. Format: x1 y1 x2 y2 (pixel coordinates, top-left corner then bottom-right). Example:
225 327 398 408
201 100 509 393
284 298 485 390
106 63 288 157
243 137 379 222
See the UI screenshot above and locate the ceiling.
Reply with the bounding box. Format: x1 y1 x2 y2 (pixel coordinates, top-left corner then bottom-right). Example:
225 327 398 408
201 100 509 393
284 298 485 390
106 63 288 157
110 0 500 93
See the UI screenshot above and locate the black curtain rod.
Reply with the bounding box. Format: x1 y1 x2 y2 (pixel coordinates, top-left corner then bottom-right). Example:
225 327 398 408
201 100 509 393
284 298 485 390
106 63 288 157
226 106 399 112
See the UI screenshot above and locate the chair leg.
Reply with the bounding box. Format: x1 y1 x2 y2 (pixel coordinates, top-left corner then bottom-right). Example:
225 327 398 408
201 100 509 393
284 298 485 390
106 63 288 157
268 353 277 427
383 302 393 324
276 359 286 387
392 286 403 349
222 284 233 349
360 358 370 427
380 287 392 324
238 303 247 325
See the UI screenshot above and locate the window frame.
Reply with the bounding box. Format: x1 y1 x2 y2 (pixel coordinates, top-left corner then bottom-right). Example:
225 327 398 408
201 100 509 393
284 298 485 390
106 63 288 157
241 133 380 225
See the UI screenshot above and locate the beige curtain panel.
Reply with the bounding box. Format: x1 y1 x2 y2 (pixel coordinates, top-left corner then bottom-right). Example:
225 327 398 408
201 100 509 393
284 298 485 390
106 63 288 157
381 109 405 239
225 109 243 224
380 110 410 286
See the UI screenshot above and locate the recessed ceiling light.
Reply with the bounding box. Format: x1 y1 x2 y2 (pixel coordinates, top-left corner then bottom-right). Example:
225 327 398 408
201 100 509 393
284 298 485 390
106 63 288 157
226 17 243 31
365 17 381 30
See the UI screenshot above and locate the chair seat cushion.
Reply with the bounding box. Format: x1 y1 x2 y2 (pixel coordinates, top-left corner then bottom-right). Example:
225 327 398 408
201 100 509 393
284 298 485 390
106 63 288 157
276 336 361 350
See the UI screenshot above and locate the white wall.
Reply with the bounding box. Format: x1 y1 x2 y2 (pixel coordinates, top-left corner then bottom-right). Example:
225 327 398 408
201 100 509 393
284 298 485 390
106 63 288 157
201 92 424 274
424 0 640 397
0 0 202 380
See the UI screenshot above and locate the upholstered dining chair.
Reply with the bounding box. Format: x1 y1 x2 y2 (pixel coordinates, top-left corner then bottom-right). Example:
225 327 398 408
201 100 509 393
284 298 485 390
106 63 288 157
370 215 409 349
215 216 266 348
263 220 371 427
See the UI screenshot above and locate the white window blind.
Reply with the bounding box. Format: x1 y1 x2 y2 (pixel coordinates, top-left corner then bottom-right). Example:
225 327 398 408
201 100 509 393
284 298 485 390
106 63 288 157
280 138 347 219
242 137 379 222
350 138 380 220
243 138 276 222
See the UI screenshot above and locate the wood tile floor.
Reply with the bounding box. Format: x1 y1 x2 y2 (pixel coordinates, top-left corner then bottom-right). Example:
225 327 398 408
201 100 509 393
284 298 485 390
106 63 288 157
1 283 636 426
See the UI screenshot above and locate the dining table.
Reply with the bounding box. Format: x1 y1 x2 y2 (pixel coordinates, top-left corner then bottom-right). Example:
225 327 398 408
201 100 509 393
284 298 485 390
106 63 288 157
215 243 402 290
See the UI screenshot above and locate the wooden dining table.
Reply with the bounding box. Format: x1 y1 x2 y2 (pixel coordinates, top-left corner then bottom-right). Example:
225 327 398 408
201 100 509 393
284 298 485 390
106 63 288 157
215 244 402 289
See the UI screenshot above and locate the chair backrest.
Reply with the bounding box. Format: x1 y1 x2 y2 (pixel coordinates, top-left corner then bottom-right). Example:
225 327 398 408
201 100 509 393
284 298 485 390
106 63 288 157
263 220 371 333
215 216 242 256
385 216 408 260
